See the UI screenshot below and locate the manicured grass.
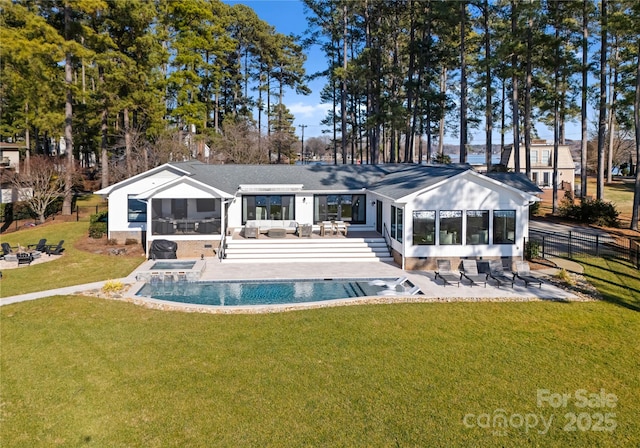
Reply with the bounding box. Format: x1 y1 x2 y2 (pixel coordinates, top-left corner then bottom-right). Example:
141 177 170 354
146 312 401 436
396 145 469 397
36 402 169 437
0 222 145 297
1 298 638 447
578 257 640 311
2 202 638 445
538 176 634 226
582 177 634 226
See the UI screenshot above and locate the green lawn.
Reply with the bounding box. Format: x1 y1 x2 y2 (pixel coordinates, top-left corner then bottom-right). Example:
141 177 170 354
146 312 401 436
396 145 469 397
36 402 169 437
1 214 639 446
2 298 639 447
0 222 144 297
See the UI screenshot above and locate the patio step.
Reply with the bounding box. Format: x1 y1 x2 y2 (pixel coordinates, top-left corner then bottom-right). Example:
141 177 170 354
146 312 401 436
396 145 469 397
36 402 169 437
223 236 393 263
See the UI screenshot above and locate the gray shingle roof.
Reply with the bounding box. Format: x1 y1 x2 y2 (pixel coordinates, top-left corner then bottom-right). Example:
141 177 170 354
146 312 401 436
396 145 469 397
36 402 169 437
484 172 543 194
165 161 537 199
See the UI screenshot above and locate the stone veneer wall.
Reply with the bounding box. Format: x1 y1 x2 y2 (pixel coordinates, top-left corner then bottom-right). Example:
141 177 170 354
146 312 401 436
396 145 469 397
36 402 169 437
174 240 221 258
391 248 521 271
109 230 142 244
110 231 221 259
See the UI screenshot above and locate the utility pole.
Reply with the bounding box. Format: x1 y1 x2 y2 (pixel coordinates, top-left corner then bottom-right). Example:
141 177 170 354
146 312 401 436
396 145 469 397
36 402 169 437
298 124 307 164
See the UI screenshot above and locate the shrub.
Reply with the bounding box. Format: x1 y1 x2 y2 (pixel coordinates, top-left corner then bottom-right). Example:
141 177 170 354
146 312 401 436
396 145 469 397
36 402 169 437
558 198 619 227
431 153 452 164
525 240 540 260
529 201 540 217
88 211 108 239
554 268 574 286
107 238 118 246
101 280 126 294
124 238 138 246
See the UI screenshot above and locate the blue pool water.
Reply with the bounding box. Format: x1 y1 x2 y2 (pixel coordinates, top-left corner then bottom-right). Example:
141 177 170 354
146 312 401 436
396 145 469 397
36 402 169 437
150 261 196 270
135 278 395 306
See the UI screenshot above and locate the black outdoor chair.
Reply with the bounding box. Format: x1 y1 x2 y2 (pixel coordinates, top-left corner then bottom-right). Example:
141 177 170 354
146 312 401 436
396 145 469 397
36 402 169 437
461 259 488 287
28 238 47 252
434 259 461 287
45 240 65 256
1 242 16 258
487 260 515 288
515 261 543 288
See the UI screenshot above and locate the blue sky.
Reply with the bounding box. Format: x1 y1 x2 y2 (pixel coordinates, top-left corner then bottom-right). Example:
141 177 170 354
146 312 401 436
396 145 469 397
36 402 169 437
224 0 330 139
224 0 587 146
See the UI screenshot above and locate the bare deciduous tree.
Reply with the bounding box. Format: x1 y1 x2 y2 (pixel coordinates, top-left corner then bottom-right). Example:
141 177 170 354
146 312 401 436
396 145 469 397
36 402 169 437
212 120 269 164
11 156 68 224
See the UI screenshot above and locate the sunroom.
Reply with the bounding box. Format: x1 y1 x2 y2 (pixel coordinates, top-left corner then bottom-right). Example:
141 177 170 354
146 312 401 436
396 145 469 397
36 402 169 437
134 177 230 237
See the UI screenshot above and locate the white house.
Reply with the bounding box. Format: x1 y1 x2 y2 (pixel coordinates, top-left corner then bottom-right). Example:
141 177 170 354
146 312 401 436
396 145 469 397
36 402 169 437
95 162 541 270
0 142 23 204
501 139 575 194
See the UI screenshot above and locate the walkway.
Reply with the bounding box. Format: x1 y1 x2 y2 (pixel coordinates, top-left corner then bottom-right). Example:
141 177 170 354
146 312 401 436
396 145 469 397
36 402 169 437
1 258 590 311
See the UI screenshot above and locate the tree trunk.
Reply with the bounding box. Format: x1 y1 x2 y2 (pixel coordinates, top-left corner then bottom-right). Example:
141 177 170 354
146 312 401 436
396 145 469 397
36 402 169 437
484 0 492 171
62 3 74 216
24 101 31 176
459 1 468 164
101 108 109 189
580 0 589 200
524 10 532 178
606 43 619 184
511 0 520 173
631 39 640 230
552 2 560 214
501 79 506 153
124 107 132 177
341 3 348 164
596 0 607 200
438 67 447 156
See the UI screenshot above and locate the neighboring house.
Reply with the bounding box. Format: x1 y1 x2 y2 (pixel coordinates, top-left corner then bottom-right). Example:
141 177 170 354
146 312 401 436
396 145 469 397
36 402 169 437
95 162 541 270
0 142 24 204
501 139 575 193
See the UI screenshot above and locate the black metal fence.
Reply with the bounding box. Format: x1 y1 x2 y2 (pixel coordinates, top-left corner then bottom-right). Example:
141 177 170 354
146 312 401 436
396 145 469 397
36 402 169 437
1 203 108 233
526 229 640 269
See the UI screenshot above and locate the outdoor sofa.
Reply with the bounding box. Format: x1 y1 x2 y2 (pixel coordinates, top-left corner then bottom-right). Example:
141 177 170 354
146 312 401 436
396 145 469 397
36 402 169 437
245 220 299 236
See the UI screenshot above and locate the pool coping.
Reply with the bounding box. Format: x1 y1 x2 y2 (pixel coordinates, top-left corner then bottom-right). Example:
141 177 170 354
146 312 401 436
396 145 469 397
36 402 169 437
2 258 594 311
128 276 420 310
109 279 586 314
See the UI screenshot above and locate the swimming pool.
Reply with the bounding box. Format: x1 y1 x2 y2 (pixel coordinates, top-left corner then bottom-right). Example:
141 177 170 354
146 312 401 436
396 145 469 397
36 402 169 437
135 278 412 306
150 260 196 270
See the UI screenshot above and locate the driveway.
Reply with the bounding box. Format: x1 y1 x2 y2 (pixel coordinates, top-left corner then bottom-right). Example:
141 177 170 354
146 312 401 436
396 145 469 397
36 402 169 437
529 219 614 241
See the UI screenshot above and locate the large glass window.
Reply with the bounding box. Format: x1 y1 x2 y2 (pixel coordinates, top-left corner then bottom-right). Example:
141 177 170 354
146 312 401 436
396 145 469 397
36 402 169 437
391 206 397 239
413 211 436 245
242 195 294 223
439 210 462 245
541 150 551 165
128 196 146 222
466 210 489 245
390 205 403 242
494 210 516 244
396 207 403 243
313 194 365 224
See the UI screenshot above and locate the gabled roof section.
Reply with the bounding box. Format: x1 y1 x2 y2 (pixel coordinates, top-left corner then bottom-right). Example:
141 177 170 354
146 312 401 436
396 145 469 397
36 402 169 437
134 175 232 200
367 164 470 200
94 163 192 195
484 172 543 195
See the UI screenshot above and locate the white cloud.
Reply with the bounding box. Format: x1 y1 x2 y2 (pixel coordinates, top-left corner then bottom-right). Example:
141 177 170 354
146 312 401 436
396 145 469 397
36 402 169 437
288 101 331 119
